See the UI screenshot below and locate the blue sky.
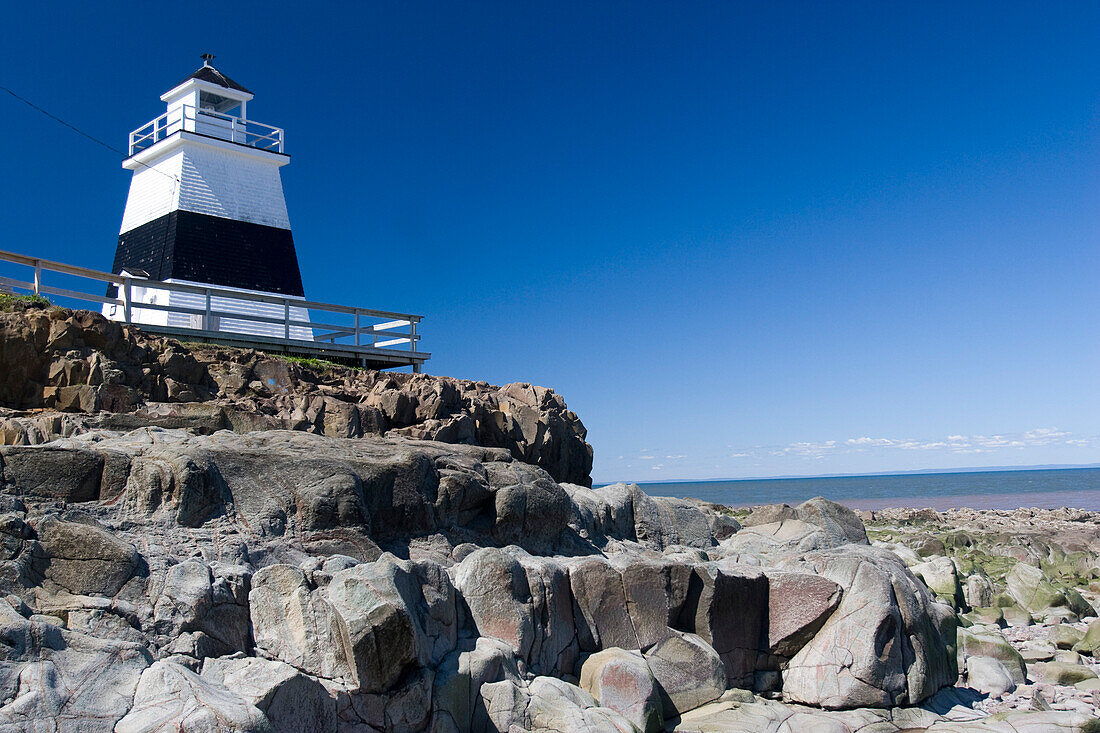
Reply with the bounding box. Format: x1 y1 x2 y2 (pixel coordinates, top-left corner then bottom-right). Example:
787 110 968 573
2 2 1099 482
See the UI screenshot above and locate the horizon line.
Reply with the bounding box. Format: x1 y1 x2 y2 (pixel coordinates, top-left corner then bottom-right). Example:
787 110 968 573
594 460 1100 486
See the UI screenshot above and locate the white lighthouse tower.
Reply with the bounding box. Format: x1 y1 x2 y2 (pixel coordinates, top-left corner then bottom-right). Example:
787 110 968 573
105 54 310 338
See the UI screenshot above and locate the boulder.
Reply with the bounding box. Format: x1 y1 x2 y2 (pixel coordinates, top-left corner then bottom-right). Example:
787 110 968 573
1073 617 1100 655
569 556 643 652
517 553 579 676
681 562 766 687
1036 661 1099 686
151 560 250 656
490 470 572 549
642 630 727 716
594 483 716 550
452 548 535 661
115 660 272 732
579 647 664 732
912 556 966 610
965 656 1017 697
964 574 995 609
325 556 457 693
741 504 796 528
30 516 140 596
431 636 521 733
961 606 1005 628
957 626 1027 684
201 656 336 733
249 564 349 684
1019 641 1057 663
1005 563 1073 619
793 497 869 545
779 545 957 708
474 676 635 733
1053 624 1085 651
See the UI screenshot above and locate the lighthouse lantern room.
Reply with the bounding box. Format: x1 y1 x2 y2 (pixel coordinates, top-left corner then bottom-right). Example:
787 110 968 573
104 55 311 339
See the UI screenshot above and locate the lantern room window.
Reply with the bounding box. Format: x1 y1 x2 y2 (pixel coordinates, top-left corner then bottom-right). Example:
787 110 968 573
199 91 241 117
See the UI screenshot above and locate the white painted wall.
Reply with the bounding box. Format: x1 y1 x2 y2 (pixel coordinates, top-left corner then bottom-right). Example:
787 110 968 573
118 153 183 234
177 145 290 229
119 142 290 234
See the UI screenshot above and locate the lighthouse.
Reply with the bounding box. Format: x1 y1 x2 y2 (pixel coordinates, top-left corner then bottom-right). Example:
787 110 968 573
104 55 311 338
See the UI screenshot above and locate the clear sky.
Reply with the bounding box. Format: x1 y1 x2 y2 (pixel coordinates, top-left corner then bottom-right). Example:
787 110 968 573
2 2 1099 483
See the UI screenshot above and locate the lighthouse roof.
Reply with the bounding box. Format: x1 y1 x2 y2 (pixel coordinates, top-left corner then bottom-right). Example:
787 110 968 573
173 64 253 96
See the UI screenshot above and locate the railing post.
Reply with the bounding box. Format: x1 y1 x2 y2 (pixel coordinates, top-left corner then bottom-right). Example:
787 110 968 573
284 299 291 339
354 309 361 346
32 260 41 296
123 278 132 323
204 289 212 330
410 319 418 353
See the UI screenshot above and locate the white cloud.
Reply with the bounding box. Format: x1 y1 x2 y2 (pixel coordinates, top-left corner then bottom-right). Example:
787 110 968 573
722 427 1091 462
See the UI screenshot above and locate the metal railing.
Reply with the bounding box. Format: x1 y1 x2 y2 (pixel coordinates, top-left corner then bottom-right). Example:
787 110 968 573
0 249 427 371
129 105 284 156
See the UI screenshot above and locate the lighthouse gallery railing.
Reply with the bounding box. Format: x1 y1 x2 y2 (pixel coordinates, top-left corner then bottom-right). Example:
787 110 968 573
129 106 284 156
0 249 427 371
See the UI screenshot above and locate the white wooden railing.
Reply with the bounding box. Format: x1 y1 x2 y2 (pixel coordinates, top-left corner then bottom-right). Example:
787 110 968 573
0 249 428 371
129 105 284 156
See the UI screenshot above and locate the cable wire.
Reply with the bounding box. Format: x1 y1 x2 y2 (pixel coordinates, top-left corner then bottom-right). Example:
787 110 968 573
0 84 179 182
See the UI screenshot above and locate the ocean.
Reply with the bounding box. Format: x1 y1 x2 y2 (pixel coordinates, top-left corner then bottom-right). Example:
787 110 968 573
614 467 1100 511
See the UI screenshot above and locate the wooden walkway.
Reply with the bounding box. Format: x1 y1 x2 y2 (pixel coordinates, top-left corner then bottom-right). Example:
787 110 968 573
0 248 429 372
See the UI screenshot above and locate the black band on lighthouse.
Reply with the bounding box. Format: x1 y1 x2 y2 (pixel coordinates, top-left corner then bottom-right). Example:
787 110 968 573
113 210 305 297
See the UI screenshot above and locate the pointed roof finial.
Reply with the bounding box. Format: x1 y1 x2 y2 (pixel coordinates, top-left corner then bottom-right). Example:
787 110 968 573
201 53 215 67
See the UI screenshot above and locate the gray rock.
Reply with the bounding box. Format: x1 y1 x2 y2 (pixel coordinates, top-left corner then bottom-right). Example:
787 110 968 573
779 545 957 708
643 630 728 716
958 626 1028 684
764 571 843 657
741 503 796 528
201 656 336 733
0 445 103 502
30 516 140 596
326 555 457 693
964 573 995 609
682 562 766 688
249 564 349 684
452 548 535 661
0 600 151 732
115 660 272 732
912 556 966 610
794 496 869 545
518 553 579 676
431 636 522 733
475 676 635 733
580 647 664 732
569 555 642 651
965 655 1017 697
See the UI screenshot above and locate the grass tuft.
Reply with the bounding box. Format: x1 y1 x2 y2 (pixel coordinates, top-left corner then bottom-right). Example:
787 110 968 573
0 293 52 312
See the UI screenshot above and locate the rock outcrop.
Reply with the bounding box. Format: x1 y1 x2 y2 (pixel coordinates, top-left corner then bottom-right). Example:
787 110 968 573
0 306 593 486
0 307 1090 731
0 423 968 731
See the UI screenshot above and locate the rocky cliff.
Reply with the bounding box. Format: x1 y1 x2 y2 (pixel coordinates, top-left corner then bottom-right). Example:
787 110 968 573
0 304 592 487
0 304 1095 732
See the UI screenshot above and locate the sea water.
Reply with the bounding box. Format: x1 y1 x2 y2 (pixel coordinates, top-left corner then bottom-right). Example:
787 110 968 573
612 467 1100 511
